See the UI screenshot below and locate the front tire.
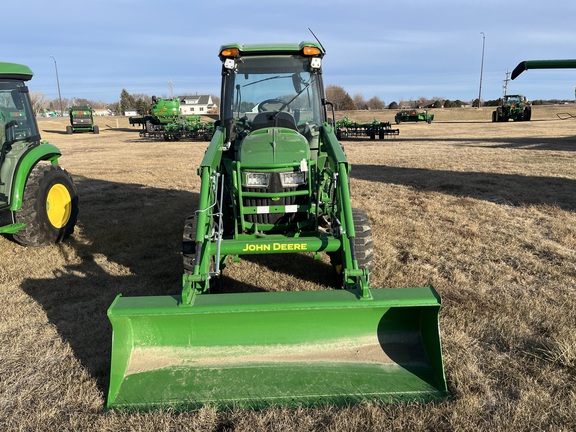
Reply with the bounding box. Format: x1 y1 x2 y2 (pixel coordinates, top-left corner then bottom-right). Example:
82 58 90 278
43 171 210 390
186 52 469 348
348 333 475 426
183 214 219 290
352 208 374 271
183 214 197 274
328 208 374 284
13 164 78 246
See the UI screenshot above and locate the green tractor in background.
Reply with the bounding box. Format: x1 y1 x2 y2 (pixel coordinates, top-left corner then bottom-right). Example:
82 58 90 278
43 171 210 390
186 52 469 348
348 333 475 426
0 62 78 245
67 105 99 134
492 94 531 122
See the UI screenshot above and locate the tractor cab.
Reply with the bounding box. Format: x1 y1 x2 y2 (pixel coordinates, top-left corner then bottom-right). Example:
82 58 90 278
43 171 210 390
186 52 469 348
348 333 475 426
217 42 328 235
0 75 41 209
503 94 526 106
219 43 325 162
0 80 39 147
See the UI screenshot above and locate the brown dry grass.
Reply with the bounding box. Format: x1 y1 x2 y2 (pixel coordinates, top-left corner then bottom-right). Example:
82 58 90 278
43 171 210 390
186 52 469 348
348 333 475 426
1 106 575 431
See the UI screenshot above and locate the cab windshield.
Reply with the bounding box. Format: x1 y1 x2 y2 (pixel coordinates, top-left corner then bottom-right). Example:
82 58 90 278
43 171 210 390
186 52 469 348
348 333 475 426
222 54 324 131
505 95 522 104
0 82 39 144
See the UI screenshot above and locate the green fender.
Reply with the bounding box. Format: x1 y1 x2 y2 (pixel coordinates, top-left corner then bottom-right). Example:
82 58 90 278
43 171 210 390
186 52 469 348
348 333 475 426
10 143 61 211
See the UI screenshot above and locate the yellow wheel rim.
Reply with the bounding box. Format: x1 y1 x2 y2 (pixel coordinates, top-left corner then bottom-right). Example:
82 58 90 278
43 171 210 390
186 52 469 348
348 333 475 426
46 184 72 228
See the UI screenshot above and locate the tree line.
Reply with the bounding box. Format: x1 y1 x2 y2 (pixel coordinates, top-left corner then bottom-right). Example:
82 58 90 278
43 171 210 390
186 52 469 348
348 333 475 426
29 86 572 117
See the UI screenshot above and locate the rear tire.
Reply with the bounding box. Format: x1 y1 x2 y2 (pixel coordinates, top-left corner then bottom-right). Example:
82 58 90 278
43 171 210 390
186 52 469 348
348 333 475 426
93 125 100 134
66 125 73 134
13 164 78 246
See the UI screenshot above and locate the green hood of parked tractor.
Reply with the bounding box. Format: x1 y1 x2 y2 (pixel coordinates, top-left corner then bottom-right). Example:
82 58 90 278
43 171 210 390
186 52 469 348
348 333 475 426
239 128 309 164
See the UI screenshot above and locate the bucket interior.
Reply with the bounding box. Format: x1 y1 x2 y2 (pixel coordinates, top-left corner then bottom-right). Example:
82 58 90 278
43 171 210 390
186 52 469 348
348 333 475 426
107 288 447 409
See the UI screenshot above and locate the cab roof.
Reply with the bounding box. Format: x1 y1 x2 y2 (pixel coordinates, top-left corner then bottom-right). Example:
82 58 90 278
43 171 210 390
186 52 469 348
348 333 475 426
219 41 324 59
0 62 33 81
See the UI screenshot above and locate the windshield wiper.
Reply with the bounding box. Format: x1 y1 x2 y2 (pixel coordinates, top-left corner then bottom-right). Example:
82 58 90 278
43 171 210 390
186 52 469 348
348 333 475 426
273 77 315 117
242 75 291 88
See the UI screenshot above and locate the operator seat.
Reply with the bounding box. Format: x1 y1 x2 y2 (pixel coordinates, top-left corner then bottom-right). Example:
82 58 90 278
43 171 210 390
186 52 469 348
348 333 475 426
251 111 298 131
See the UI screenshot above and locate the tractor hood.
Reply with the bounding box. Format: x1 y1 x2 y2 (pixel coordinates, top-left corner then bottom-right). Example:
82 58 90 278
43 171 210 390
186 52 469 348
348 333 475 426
239 128 309 164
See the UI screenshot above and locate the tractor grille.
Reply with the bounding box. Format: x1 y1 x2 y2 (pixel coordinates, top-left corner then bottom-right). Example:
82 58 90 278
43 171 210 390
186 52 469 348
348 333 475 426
243 172 307 225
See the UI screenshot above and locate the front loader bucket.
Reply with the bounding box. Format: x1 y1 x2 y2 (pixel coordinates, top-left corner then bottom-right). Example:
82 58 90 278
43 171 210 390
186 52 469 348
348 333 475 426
107 286 448 410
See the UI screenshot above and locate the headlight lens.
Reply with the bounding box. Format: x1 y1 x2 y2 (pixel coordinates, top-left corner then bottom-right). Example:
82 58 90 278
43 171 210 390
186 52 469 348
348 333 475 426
245 172 270 188
280 171 307 187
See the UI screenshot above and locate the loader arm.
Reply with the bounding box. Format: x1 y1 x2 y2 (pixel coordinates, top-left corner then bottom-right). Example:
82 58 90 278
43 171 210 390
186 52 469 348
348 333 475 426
320 123 371 297
182 127 226 304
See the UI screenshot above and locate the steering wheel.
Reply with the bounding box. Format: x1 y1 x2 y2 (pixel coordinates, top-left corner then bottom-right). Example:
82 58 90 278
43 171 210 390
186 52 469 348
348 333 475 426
257 98 288 113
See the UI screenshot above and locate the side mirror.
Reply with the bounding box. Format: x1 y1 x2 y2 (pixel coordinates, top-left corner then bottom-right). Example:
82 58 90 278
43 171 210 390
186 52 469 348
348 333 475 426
292 73 302 93
223 118 236 145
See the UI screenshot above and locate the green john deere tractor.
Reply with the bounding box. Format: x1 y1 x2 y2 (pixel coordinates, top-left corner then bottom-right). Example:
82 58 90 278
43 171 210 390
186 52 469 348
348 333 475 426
0 62 78 246
67 105 99 134
107 42 448 410
492 94 531 122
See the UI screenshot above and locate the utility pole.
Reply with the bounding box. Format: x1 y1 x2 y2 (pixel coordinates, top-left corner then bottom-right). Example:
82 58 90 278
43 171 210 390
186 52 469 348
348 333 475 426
502 70 511 97
49 56 63 116
477 32 485 108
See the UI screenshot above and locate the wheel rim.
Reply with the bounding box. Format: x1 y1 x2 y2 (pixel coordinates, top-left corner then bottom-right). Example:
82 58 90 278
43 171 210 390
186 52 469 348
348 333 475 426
46 184 72 228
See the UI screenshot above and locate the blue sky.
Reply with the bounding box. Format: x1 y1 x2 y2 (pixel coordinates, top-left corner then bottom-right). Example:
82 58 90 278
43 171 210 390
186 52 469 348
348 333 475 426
5 1 576 104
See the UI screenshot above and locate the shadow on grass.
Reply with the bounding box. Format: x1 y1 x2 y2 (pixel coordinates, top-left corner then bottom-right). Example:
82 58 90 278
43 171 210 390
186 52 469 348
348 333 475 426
20 177 194 393
40 129 73 134
19 176 338 397
351 165 576 211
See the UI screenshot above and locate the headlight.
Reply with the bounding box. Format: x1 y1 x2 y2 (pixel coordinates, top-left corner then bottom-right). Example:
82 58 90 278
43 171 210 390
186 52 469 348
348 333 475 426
245 172 270 188
280 171 307 187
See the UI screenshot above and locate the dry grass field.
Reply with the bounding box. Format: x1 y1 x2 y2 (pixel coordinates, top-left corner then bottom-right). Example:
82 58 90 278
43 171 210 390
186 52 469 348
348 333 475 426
1 106 575 431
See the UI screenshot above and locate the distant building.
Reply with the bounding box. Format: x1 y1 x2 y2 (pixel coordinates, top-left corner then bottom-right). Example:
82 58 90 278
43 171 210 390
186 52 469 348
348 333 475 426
124 109 138 117
179 95 217 115
94 108 114 116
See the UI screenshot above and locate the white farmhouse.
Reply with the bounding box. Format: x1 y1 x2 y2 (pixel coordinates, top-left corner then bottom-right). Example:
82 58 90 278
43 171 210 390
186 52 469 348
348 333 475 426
179 95 217 115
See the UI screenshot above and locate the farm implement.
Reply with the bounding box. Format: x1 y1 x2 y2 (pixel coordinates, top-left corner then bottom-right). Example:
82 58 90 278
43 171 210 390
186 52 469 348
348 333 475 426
0 62 78 245
130 96 214 141
511 59 576 80
129 96 180 137
336 117 399 139
107 42 448 410
512 59 576 120
67 105 99 133
155 116 214 141
395 109 434 124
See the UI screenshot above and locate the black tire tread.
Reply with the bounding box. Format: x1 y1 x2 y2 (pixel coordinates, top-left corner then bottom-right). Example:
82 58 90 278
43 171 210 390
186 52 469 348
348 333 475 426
352 208 373 270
